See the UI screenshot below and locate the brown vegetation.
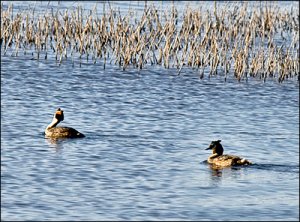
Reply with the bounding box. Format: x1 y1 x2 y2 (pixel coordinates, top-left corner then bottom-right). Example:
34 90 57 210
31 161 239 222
1 2 299 82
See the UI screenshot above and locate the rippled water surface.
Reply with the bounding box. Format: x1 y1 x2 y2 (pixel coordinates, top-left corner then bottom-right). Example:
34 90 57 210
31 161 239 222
1 1 299 221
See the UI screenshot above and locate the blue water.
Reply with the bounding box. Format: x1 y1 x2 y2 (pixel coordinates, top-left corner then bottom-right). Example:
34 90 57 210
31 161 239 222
1 1 299 221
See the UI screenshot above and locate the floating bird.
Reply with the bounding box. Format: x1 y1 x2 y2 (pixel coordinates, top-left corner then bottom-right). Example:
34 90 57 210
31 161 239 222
45 108 85 138
205 140 252 168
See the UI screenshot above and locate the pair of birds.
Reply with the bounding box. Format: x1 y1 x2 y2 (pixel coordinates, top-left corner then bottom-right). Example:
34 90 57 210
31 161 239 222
45 108 252 168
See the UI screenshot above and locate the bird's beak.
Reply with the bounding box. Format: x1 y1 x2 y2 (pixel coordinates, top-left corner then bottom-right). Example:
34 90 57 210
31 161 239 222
205 147 212 150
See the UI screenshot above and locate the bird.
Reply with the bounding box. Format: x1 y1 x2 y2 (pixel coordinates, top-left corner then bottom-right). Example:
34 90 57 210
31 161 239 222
205 140 252 168
45 108 85 138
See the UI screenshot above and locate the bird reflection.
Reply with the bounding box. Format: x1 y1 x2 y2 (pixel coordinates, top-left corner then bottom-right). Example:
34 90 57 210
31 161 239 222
45 137 67 151
206 161 244 180
208 164 223 177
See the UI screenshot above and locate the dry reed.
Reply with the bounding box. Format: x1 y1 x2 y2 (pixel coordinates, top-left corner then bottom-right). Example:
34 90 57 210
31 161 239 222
1 2 299 82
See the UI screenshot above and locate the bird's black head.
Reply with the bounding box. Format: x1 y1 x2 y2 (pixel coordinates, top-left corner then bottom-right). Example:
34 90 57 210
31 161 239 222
55 108 64 121
205 140 223 155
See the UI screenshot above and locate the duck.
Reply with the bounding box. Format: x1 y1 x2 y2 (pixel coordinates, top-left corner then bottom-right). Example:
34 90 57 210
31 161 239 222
205 140 252 168
45 108 85 138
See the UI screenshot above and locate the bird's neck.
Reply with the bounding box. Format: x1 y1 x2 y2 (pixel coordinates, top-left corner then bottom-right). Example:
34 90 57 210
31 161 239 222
47 118 60 129
209 153 221 159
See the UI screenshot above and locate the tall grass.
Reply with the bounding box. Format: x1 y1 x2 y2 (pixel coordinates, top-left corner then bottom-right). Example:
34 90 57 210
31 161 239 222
1 2 299 82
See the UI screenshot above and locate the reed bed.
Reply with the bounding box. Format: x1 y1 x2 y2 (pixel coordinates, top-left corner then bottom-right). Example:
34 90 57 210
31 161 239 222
1 2 299 82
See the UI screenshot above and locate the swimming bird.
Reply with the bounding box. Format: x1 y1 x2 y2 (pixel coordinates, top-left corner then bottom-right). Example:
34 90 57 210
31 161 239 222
45 108 85 138
205 140 252 168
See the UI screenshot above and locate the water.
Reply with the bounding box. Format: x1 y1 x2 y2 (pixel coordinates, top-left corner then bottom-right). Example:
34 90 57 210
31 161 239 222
1 1 299 221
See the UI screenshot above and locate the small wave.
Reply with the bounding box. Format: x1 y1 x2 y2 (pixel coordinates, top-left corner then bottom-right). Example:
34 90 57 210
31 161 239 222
250 163 299 173
200 160 299 173
84 133 140 140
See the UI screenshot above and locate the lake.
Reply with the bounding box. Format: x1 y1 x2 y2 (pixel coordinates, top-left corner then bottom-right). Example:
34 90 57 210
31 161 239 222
1 1 299 221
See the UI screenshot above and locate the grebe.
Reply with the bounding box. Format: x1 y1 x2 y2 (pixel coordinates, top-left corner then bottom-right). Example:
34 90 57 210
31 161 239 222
205 140 252 168
45 108 85 138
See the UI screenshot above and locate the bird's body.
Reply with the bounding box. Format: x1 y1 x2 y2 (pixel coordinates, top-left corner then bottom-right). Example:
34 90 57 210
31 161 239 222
45 126 85 138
